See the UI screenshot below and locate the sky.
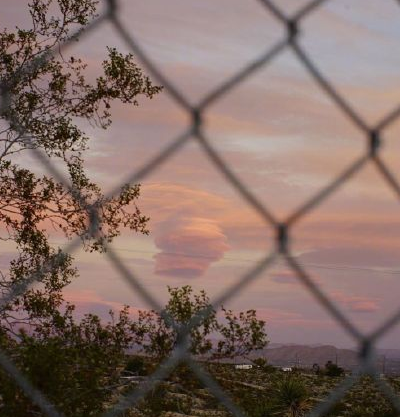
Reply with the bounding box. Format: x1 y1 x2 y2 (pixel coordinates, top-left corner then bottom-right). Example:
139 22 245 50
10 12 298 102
2 0 400 349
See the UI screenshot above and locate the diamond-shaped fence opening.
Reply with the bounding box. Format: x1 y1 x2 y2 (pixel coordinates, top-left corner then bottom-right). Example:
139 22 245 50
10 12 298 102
2 0 400 416
299 0 400 127
203 47 367 220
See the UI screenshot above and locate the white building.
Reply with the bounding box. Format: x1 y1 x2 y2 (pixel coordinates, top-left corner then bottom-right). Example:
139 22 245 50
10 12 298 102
235 364 253 370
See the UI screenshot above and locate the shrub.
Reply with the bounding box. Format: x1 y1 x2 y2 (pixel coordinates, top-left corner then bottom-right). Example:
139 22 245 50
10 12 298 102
324 361 344 377
252 357 276 374
252 357 268 367
272 376 311 417
139 383 168 417
170 363 203 390
125 355 147 376
244 398 274 417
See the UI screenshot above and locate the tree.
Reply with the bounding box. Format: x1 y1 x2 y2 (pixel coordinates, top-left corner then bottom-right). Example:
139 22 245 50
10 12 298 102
0 0 161 336
132 286 220 359
0 306 136 416
324 360 344 377
0 1 161 415
215 307 268 360
132 285 268 361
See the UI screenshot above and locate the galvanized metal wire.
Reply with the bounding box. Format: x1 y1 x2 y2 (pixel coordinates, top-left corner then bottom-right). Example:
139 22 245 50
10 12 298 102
1 0 400 416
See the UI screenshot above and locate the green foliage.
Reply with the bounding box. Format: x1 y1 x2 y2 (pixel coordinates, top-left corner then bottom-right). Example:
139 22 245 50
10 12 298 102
131 285 268 361
324 361 344 377
138 383 193 417
344 404 397 417
253 357 276 374
131 285 219 359
325 376 398 417
236 389 274 417
0 0 160 338
0 307 134 416
139 383 168 417
272 376 311 417
133 363 400 417
0 1 161 415
125 355 147 376
253 357 268 367
215 307 268 360
247 401 274 417
169 362 203 390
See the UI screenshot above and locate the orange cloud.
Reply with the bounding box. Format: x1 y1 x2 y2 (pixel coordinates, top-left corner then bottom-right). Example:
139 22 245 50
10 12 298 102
154 216 230 278
141 183 272 251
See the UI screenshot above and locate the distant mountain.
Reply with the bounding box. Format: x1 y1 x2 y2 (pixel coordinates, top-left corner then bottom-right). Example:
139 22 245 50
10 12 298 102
265 342 288 349
377 349 400 359
258 344 359 369
252 344 400 372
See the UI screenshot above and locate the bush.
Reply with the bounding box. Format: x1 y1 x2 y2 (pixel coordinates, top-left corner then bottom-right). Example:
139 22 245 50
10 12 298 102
253 357 268 367
324 361 344 377
138 383 194 416
272 376 311 417
138 383 168 416
125 355 147 376
252 357 276 374
243 397 274 417
170 363 203 390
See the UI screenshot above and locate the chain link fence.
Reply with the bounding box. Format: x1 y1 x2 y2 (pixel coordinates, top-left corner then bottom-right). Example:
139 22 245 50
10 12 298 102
1 0 400 416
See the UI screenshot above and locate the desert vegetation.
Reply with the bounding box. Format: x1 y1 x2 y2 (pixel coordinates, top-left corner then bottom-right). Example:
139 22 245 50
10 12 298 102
116 359 400 417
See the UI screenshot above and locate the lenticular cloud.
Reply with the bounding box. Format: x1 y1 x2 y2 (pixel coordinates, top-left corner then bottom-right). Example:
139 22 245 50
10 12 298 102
154 216 230 278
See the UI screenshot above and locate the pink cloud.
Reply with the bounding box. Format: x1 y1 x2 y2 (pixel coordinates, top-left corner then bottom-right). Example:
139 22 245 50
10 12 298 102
269 269 323 287
141 183 273 251
154 216 230 278
330 291 379 313
270 271 300 286
254 307 303 322
246 307 333 329
63 289 140 319
298 245 400 268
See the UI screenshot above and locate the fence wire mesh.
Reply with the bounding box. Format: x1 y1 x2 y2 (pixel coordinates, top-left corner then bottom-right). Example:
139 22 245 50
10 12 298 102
1 0 400 416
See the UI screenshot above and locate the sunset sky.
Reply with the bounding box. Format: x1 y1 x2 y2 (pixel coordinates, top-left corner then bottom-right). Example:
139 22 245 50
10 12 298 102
2 0 400 349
